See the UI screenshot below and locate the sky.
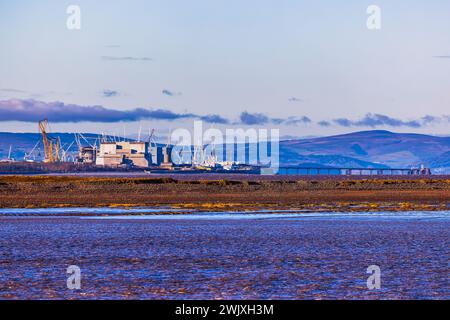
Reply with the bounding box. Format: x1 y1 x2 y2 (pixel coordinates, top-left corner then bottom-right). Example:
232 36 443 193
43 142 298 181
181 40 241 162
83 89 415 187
0 0 450 138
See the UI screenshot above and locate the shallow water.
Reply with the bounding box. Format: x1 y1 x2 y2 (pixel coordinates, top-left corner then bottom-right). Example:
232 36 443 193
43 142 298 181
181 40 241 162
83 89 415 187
82 210 450 221
0 207 193 215
0 208 448 300
1 207 449 220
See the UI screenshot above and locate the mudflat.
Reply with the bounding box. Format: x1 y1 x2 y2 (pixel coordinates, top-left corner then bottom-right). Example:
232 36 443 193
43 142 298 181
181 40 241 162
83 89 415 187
1 175 449 211
1 216 448 299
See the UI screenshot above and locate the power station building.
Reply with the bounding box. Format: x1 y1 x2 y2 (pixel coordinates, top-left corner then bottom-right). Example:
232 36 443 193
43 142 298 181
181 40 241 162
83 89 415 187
77 146 96 164
95 141 151 168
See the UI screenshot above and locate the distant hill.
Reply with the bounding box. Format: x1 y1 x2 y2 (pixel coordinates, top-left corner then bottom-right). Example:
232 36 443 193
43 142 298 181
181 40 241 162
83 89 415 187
280 130 450 170
1 130 450 172
277 153 389 169
427 151 450 174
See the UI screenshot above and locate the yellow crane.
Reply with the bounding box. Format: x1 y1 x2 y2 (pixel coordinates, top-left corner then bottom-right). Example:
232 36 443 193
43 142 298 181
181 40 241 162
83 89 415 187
39 119 61 163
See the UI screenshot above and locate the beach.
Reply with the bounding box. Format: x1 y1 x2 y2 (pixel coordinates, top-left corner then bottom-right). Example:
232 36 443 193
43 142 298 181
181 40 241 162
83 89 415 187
1 175 449 212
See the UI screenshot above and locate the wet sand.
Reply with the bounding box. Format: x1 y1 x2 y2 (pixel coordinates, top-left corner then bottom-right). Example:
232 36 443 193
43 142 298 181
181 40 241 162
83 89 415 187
0 214 448 299
0 175 449 212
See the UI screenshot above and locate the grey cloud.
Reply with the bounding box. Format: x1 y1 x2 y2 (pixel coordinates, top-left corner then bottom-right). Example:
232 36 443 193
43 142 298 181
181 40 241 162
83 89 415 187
318 120 331 127
288 97 303 102
333 118 355 127
433 55 450 59
240 112 270 125
0 99 221 124
2 99 441 129
332 113 439 128
102 90 119 98
240 111 311 126
200 114 230 124
284 116 311 125
355 114 421 128
421 115 440 124
162 89 182 97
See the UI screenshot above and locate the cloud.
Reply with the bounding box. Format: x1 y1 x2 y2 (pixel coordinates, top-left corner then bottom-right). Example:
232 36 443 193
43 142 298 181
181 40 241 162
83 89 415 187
0 99 223 124
433 55 450 59
162 89 182 97
0 100 307 126
284 116 311 125
333 118 353 127
240 111 270 125
102 90 119 98
240 111 311 126
332 113 439 128
318 120 331 127
421 115 440 124
2 99 441 130
200 114 230 124
442 115 450 124
288 97 303 102
101 56 152 61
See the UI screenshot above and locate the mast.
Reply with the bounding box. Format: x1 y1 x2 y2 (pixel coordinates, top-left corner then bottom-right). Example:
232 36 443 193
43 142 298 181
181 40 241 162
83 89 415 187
7 145 12 160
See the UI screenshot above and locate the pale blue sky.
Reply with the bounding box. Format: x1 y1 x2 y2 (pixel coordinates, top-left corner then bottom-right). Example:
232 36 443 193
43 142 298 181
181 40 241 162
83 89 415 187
1 0 450 136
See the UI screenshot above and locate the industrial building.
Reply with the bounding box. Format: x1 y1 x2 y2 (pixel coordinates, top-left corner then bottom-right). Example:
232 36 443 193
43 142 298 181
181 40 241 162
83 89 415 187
95 141 151 168
74 137 170 169
77 146 96 164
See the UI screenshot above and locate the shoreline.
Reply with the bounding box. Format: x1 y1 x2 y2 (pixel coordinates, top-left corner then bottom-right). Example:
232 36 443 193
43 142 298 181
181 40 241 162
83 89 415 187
1 175 449 212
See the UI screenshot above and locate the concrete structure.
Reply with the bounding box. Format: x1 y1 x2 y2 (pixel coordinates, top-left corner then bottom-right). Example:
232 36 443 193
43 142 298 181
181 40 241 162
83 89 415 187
159 146 173 169
96 141 151 168
76 147 96 164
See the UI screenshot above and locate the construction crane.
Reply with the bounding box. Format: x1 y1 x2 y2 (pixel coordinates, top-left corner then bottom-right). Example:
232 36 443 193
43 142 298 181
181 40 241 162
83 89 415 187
147 129 156 151
24 140 41 162
75 133 97 149
7 145 13 161
60 140 75 162
38 119 61 163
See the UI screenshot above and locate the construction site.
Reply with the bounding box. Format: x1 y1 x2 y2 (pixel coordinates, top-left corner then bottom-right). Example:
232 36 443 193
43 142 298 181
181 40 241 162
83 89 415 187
1 121 165 169
0 119 436 175
0 119 259 174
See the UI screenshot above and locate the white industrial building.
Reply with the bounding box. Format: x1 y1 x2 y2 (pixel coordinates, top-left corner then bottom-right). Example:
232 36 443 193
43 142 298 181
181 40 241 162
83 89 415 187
95 141 151 168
